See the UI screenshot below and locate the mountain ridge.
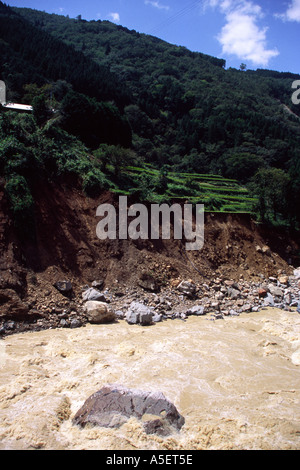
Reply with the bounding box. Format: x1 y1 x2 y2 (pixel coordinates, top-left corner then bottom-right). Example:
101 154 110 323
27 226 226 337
1 2 300 223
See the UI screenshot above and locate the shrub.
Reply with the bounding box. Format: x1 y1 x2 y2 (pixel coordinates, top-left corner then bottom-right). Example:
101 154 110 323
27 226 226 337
5 174 35 234
82 169 109 198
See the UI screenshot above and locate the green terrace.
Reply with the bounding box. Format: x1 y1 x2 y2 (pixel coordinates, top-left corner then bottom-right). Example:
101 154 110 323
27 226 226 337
113 166 257 214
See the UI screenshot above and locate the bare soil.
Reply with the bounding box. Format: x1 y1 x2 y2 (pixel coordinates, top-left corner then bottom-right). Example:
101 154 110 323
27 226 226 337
0 179 299 327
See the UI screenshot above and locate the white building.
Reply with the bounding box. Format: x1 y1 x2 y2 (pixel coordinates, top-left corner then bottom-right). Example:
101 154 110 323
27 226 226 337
0 80 33 112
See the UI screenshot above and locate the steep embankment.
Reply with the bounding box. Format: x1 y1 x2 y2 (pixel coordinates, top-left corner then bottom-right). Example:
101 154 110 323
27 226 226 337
0 179 299 334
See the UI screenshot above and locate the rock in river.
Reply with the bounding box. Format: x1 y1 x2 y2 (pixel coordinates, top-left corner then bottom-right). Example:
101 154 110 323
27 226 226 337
73 384 185 436
185 305 206 316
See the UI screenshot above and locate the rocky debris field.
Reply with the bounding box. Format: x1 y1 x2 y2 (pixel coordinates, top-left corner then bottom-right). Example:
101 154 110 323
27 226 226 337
1 267 300 337
1 184 300 337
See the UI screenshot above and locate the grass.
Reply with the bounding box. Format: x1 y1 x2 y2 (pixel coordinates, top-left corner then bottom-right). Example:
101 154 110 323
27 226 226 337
122 165 257 214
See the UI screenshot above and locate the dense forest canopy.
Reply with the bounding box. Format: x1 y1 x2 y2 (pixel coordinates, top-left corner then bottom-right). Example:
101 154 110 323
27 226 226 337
0 1 300 229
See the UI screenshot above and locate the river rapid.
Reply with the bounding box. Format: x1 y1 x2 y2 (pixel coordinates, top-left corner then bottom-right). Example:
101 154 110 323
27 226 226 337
0 308 299 450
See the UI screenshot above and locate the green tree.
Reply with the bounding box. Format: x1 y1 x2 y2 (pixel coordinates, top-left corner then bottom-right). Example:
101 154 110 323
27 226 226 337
5 174 35 235
249 168 291 224
82 169 109 198
94 144 136 178
223 152 265 183
32 94 51 126
155 166 168 194
60 91 132 149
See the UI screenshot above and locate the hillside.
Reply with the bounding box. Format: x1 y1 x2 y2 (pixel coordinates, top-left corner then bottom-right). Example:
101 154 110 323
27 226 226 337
0 3 300 336
8 5 300 223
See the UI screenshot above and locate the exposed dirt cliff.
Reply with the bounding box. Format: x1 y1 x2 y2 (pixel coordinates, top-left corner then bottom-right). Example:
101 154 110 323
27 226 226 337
0 179 299 331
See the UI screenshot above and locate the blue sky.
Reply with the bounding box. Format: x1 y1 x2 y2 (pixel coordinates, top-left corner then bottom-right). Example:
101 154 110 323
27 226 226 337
5 0 300 74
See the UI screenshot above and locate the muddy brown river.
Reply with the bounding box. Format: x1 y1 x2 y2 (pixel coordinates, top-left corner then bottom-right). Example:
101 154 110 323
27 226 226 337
0 308 299 450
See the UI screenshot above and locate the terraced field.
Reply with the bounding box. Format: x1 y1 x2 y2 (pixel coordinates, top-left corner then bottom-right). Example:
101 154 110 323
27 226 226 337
120 166 257 214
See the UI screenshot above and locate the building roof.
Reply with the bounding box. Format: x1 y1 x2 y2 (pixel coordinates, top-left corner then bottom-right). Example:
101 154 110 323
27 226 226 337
2 102 33 112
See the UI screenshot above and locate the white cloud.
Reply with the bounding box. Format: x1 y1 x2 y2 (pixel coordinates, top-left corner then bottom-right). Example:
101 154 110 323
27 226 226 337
144 1 170 11
276 0 300 22
108 12 120 23
218 9 279 66
206 0 279 66
205 0 260 15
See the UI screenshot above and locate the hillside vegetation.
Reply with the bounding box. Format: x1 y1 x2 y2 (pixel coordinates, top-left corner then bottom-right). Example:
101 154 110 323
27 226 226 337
1 2 300 229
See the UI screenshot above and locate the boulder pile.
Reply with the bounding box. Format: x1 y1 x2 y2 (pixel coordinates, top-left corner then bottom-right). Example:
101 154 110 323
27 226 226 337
1 268 300 336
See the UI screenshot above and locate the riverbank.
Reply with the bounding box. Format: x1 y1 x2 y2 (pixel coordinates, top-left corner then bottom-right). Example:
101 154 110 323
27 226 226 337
1 268 300 337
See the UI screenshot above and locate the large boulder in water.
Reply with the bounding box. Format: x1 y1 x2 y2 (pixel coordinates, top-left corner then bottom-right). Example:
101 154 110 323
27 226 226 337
73 384 185 436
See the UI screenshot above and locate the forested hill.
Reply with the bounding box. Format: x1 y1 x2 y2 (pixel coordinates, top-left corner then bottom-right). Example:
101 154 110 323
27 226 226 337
11 6 300 155
1 2 300 228
0 3 131 108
